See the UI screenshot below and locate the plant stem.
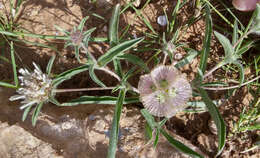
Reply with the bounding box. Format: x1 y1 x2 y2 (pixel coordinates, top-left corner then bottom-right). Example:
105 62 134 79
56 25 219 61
203 62 224 78
202 75 260 90
54 87 116 93
163 53 168 65
233 30 251 49
80 39 140 93
96 67 121 81
81 44 97 64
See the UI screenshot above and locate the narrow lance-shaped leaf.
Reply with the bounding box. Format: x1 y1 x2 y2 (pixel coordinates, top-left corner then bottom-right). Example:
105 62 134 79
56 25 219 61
32 102 44 126
78 16 89 32
214 31 234 59
113 59 123 78
175 49 199 69
199 4 212 74
61 96 139 106
89 65 106 87
117 53 149 72
0 82 16 88
10 41 18 87
141 109 204 158
237 41 254 56
46 55 56 76
109 4 120 46
98 37 144 67
232 20 238 46
22 105 33 122
233 61 245 85
53 65 89 87
141 109 157 129
107 89 126 158
130 4 157 34
74 46 81 63
160 129 204 158
198 88 226 156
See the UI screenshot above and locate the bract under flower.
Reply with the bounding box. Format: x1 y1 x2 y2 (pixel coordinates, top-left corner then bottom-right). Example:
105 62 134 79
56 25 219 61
138 65 192 118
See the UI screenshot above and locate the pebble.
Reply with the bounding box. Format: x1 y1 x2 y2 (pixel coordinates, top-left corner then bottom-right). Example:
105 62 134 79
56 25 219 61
157 15 167 26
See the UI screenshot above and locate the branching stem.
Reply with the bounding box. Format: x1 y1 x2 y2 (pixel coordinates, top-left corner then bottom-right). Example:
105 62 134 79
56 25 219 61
54 87 115 93
202 75 260 90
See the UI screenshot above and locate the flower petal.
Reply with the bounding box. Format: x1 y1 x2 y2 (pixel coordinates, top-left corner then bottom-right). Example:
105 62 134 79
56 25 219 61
138 74 156 95
141 91 170 117
151 65 178 89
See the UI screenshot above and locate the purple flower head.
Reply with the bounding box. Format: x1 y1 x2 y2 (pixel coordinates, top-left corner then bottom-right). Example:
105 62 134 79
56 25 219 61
138 65 192 118
70 30 83 46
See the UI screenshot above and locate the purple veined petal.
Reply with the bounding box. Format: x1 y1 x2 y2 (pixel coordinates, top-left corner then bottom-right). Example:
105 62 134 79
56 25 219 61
141 91 168 117
169 75 192 101
138 74 156 95
151 65 179 89
232 0 260 11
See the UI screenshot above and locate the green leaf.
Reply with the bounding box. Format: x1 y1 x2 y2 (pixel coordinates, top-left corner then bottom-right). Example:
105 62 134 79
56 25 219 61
32 102 44 126
54 25 70 35
117 53 149 72
10 41 18 87
199 4 212 74
160 129 204 158
130 5 157 34
198 88 226 156
89 65 106 87
46 55 56 76
74 46 81 63
145 123 153 140
49 96 61 106
237 41 254 56
141 109 157 129
175 49 199 69
153 128 160 148
53 65 89 87
98 37 144 67
107 89 126 158
61 96 139 106
113 59 123 78
78 16 89 32
214 31 234 58
233 61 245 86
232 20 238 46
109 4 120 46
0 81 16 88
22 105 33 121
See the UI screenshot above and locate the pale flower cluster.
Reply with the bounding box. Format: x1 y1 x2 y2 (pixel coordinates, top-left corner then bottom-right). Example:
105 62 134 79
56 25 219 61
9 62 53 110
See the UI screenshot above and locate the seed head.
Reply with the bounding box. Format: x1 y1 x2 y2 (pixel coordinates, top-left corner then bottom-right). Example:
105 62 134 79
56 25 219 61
9 62 53 110
138 65 192 118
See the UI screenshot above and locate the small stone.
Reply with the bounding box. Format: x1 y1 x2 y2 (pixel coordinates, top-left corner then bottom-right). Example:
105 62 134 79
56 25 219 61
197 133 217 153
208 118 217 135
174 53 183 60
157 15 167 26
125 0 141 7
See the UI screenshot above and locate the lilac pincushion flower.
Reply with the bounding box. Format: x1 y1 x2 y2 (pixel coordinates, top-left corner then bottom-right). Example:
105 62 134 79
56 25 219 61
138 65 192 118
